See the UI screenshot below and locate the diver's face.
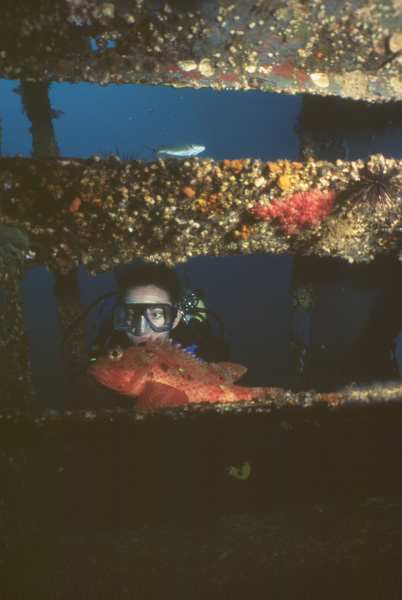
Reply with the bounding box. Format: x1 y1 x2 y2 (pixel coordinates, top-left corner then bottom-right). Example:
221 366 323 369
124 285 182 346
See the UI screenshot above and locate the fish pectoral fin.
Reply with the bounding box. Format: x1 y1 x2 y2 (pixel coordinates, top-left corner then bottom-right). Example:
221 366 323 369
136 382 189 410
211 362 248 383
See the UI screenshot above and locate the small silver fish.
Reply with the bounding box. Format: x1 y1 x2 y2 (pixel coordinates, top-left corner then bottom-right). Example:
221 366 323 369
144 143 205 159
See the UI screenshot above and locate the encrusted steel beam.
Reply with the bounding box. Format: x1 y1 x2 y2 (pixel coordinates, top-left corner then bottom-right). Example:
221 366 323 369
0 154 401 272
1 0 402 102
0 256 35 410
0 379 402 419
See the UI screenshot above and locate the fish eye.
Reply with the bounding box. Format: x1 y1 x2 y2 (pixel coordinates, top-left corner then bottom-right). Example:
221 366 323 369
109 348 123 360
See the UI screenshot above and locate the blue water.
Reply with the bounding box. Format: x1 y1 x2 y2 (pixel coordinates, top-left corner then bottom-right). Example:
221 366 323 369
1 79 402 406
1 80 302 161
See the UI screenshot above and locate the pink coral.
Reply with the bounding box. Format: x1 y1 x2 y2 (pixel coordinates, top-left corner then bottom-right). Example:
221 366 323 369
249 189 336 234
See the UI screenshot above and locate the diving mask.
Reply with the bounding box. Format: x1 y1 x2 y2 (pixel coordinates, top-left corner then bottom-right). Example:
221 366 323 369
113 303 177 333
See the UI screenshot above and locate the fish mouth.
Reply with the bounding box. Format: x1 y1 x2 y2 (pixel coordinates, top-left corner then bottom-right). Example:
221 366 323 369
88 366 112 387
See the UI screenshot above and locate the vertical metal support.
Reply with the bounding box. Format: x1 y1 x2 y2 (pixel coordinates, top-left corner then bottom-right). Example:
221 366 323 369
289 257 316 391
53 269 97 407
0 259 35 411
19 81 60 158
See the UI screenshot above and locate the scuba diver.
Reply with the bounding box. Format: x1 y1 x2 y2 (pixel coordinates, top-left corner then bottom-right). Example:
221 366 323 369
87 260 230 364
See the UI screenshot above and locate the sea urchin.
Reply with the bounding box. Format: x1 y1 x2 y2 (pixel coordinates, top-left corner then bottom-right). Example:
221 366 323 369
338 166 402 215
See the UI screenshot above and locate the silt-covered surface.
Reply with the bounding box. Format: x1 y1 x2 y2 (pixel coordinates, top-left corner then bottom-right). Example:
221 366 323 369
1 397 402 598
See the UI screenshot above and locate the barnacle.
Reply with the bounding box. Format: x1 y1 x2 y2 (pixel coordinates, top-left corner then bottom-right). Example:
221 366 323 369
192 193 225 215
234 225 254 239
267 162 282 175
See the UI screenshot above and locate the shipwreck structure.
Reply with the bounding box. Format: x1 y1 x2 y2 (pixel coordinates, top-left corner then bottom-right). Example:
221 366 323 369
0 0 401 423
0 0 401 425
1 2 402 597
1 151 401 406
1 0 402 101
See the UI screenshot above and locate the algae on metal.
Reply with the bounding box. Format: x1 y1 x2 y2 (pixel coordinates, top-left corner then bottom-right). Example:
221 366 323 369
1 0 402 102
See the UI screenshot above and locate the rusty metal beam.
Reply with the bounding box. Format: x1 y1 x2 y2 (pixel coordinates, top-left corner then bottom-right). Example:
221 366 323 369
1 0 402 102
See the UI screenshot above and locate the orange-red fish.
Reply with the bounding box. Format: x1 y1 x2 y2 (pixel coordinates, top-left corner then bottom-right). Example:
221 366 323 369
88 339 282 410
